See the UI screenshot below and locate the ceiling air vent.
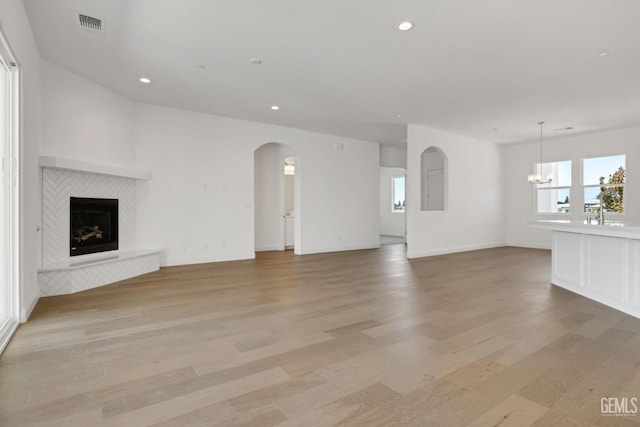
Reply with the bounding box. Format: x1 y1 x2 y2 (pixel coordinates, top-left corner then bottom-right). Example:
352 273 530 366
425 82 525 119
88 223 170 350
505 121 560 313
77 13 104 34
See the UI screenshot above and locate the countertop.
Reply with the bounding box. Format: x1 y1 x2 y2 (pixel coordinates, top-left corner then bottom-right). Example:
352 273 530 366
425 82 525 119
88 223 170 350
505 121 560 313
530 219 640 239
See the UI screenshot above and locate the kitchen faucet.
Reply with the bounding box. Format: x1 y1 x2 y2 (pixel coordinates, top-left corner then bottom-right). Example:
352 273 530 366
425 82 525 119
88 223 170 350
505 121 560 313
597 187 621 225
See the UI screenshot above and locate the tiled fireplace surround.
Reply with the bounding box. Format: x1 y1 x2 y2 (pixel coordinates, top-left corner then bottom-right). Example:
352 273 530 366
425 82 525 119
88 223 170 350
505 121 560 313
38 158 159 296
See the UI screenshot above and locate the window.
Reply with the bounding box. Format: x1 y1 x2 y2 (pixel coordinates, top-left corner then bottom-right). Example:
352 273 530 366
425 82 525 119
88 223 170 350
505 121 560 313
392 176 405 212
583 155 625 213
283 157 295 175
536 161 572 213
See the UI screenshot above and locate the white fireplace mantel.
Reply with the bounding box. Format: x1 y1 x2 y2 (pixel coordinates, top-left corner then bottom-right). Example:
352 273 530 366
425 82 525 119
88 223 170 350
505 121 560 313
39 156 151 180
38 158 159 296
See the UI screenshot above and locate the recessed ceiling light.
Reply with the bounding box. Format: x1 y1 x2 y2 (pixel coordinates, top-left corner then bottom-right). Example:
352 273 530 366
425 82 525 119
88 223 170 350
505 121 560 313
197 65 206 70
396 114 401 118
139 77 151 84
398 21 414 31
599 51 609 56
271 105 280 110
250 58 263 65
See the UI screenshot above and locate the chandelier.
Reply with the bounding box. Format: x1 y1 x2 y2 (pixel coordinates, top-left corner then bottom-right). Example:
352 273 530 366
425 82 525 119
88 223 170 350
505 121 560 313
527 121 553 184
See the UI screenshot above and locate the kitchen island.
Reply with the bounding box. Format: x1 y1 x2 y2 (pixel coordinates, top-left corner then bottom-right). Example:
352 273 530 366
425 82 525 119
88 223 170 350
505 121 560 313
532 220 640 319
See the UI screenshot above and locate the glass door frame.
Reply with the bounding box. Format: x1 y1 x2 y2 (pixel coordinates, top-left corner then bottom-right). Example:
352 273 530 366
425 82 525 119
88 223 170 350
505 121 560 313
0 26 20 354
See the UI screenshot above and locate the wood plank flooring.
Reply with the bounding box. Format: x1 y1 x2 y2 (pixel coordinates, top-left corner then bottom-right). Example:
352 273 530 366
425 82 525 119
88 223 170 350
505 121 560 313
2 245 640 426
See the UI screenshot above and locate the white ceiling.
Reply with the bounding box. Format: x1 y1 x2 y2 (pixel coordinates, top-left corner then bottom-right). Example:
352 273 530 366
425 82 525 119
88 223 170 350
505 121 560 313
22 0 640 147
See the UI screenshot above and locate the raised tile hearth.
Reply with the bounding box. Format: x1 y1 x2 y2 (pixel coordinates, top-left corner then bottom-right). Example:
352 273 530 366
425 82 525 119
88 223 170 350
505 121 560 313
38 250 160 296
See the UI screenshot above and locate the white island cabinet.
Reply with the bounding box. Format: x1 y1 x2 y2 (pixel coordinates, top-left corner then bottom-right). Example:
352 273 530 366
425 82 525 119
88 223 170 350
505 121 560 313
531 220 640 319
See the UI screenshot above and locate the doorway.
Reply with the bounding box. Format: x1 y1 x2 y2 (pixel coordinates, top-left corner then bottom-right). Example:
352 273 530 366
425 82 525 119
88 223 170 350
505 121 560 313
254 143 297 253
283 157 295 249
379 167 406 245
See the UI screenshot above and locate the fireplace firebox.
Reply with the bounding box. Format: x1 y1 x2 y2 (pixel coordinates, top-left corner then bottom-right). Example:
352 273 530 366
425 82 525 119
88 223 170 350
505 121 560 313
70 197 119 256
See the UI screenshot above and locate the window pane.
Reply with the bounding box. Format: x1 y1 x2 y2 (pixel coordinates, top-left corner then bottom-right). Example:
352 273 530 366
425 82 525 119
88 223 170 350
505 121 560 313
535 160 571 188
392 177 405 212
584 186 624 213
537 188 571 213
583 155 625 186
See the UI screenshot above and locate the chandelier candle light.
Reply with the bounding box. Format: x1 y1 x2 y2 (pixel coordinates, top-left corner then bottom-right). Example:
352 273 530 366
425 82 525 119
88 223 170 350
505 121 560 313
527 121 553 184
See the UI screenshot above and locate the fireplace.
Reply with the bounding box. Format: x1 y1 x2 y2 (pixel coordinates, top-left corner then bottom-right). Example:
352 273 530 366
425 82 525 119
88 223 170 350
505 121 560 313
70 197 119 256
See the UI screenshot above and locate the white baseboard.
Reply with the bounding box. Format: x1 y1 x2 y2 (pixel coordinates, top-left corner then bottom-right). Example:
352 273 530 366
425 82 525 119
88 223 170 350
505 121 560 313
162 252 256 267
298 242 381 255
21 295 39 322
407 242 506 259
0 319 18 354
506 242 552 250
255 245 283 252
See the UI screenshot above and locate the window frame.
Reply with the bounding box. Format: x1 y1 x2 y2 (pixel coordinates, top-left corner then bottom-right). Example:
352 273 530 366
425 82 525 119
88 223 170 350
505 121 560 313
534 160 572 215
582 154 626 216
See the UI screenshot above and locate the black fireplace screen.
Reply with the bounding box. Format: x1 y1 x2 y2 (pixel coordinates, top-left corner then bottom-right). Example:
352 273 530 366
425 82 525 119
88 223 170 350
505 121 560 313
70 197 119 256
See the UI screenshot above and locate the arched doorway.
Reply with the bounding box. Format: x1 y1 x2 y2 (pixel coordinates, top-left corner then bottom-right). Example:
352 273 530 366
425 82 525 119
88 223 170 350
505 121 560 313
254 142 297 253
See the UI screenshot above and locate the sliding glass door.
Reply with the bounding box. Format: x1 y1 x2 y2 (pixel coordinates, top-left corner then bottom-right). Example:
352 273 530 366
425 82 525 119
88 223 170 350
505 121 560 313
0 28 18 354
0 58 7 337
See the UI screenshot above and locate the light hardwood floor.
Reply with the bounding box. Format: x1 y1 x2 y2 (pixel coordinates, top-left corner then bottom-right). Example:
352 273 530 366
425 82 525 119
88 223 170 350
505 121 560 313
2 245 640 426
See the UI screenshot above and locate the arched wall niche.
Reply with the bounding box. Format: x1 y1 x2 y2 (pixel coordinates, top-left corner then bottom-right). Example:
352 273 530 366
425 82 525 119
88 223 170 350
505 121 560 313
420 146 447 211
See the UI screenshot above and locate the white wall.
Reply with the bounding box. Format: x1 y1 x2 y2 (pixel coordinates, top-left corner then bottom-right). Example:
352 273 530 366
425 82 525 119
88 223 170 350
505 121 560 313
380 146 407 168
379 167 405 237
134 103 380 266
31 54 380 270
406 124 507 258
254 143 294 251
507 126 640 249
40 60 135 168
1 0 42 320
